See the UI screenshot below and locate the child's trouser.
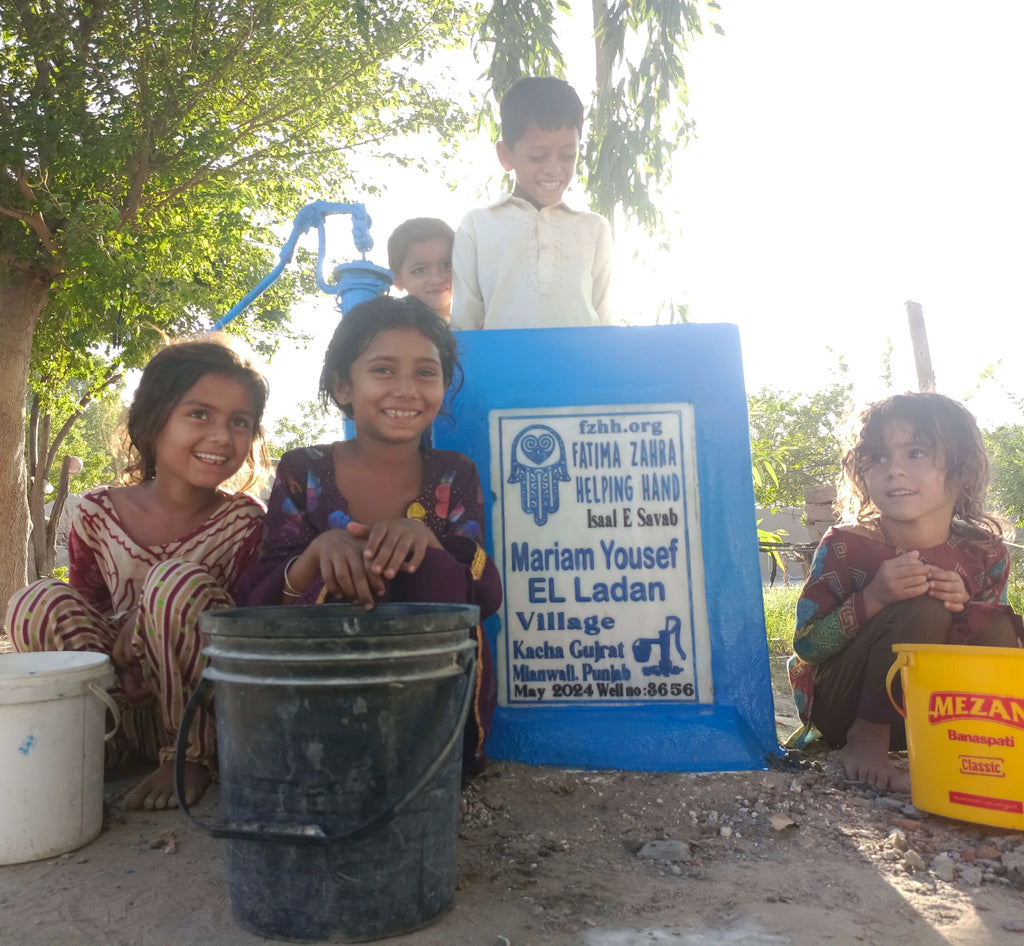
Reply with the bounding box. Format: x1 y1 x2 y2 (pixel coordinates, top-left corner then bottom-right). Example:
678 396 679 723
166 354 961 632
810 595 952 750
5 559 232 769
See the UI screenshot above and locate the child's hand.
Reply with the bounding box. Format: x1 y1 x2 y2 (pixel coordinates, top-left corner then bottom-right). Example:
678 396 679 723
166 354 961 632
863 550 929 615
924 564 969 612
347 518 442 579
111 624 152 704
316 529 386 609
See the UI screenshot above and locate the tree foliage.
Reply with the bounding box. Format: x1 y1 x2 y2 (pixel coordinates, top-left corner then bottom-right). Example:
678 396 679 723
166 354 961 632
985 425 1024 530
477 0 721 234
747 372 854 511
0 0 474 603
267 400 341 459
3 0 472 359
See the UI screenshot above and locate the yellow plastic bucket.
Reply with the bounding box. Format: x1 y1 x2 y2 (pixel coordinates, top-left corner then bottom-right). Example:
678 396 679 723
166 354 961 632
887 643 1024 830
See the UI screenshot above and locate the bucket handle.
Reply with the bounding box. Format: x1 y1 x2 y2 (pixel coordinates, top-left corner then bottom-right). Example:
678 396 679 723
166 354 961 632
87 682 121 742
174 649 476 844
885 652 910 719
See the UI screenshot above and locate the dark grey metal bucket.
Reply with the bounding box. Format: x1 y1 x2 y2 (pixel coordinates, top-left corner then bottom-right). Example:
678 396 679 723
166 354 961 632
176 603 478 943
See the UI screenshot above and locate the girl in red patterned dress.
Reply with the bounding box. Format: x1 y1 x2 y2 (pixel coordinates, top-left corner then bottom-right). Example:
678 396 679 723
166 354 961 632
6 337 268 810
237 296 500 773
787 393 1023 792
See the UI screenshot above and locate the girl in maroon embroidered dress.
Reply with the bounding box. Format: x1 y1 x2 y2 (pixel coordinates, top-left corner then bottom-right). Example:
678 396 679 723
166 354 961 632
236 296 501 773
6 337 269 811
787 393 1023 793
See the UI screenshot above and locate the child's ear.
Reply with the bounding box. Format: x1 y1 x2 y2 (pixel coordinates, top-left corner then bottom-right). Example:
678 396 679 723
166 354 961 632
331 374 352 407
496 140 515 173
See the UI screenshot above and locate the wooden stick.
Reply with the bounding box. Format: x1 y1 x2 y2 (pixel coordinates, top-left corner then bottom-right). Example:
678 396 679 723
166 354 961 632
905 300 935 392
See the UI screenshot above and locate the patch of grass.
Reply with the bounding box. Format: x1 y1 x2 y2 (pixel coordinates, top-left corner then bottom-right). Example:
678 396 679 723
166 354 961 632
1007 549 1024 617
762 585 800 657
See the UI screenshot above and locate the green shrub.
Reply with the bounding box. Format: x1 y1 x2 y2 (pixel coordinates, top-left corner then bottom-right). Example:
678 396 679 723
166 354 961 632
1007 549 1024 616
762 586 800 657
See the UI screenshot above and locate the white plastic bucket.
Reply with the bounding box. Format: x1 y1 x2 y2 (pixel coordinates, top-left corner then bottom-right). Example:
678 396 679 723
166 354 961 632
0 651 119 864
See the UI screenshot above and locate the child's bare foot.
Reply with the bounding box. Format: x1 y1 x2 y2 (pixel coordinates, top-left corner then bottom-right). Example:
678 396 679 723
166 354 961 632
836 717 912 793
124 760 210 811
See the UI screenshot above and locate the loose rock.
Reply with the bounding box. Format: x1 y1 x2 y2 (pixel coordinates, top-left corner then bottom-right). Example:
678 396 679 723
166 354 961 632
637 839 691 862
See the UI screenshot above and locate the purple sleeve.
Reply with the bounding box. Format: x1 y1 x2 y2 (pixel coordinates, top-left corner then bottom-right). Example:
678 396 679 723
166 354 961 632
234 450 317 606
436 456 501 619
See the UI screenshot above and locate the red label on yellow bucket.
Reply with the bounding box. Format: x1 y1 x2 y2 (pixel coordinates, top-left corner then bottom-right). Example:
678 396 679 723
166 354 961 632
949 790 1024 815
928 691 1024 730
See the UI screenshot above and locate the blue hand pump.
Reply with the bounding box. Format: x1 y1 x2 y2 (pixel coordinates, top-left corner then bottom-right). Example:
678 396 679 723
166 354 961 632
209 201 393 331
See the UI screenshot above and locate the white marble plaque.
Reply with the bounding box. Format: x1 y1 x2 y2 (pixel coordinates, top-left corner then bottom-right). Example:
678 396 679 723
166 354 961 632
490 404 713 706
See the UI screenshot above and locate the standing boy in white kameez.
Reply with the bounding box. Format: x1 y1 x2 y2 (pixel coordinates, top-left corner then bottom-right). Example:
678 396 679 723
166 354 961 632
450 77 614 329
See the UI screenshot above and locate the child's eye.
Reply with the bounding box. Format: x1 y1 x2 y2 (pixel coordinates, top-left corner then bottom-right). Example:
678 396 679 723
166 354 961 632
908 447 928 460
410 266 426 277
231 417 252 430
371 365 392 374
418 368 439 378
441 261 452 272
188 409 208 420
867 451 889 465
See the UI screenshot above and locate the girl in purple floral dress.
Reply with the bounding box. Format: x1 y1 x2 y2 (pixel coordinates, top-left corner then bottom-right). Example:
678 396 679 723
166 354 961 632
237 296 500 772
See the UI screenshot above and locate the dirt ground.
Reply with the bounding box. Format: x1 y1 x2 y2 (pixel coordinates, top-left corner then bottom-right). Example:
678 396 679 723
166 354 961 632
2 648 1024 946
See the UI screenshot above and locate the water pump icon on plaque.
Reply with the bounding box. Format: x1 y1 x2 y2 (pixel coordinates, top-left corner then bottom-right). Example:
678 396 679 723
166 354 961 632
491 404 713 708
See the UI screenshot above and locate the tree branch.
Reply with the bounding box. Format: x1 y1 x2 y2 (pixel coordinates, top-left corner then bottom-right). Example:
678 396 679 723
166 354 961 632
138 22 431 223
43 370 123 472
0 168 60 258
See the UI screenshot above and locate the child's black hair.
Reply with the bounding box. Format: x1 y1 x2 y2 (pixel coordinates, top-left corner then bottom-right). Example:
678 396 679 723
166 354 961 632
387 217 455 274
318 295 462 418
499 76 584 149
838 391 1003 539
124 333 270 492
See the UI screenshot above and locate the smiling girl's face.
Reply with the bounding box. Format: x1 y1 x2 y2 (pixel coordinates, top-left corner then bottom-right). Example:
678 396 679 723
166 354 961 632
152 372 257 491
332 327 445 444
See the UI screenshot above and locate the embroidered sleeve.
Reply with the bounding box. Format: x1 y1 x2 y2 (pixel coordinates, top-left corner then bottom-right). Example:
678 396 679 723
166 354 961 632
434 455 502 618
792 531 867 664
68 520 112 614
980 543 1011 605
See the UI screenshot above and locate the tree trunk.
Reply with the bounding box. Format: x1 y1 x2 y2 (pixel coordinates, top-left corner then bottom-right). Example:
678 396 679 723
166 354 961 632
0 271 51 631
27 371 120 580
591 0 611 93
42 454 74 578
28 403 51 579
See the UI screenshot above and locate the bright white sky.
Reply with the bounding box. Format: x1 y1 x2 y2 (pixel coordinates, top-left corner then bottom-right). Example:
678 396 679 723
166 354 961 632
261 0 1024 436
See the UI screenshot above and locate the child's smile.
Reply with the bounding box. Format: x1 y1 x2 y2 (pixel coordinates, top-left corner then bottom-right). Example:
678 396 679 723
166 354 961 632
192 449 232 467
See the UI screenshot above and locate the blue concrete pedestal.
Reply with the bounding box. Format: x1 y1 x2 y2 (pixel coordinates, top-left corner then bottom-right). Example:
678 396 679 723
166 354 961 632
435 324 778 771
